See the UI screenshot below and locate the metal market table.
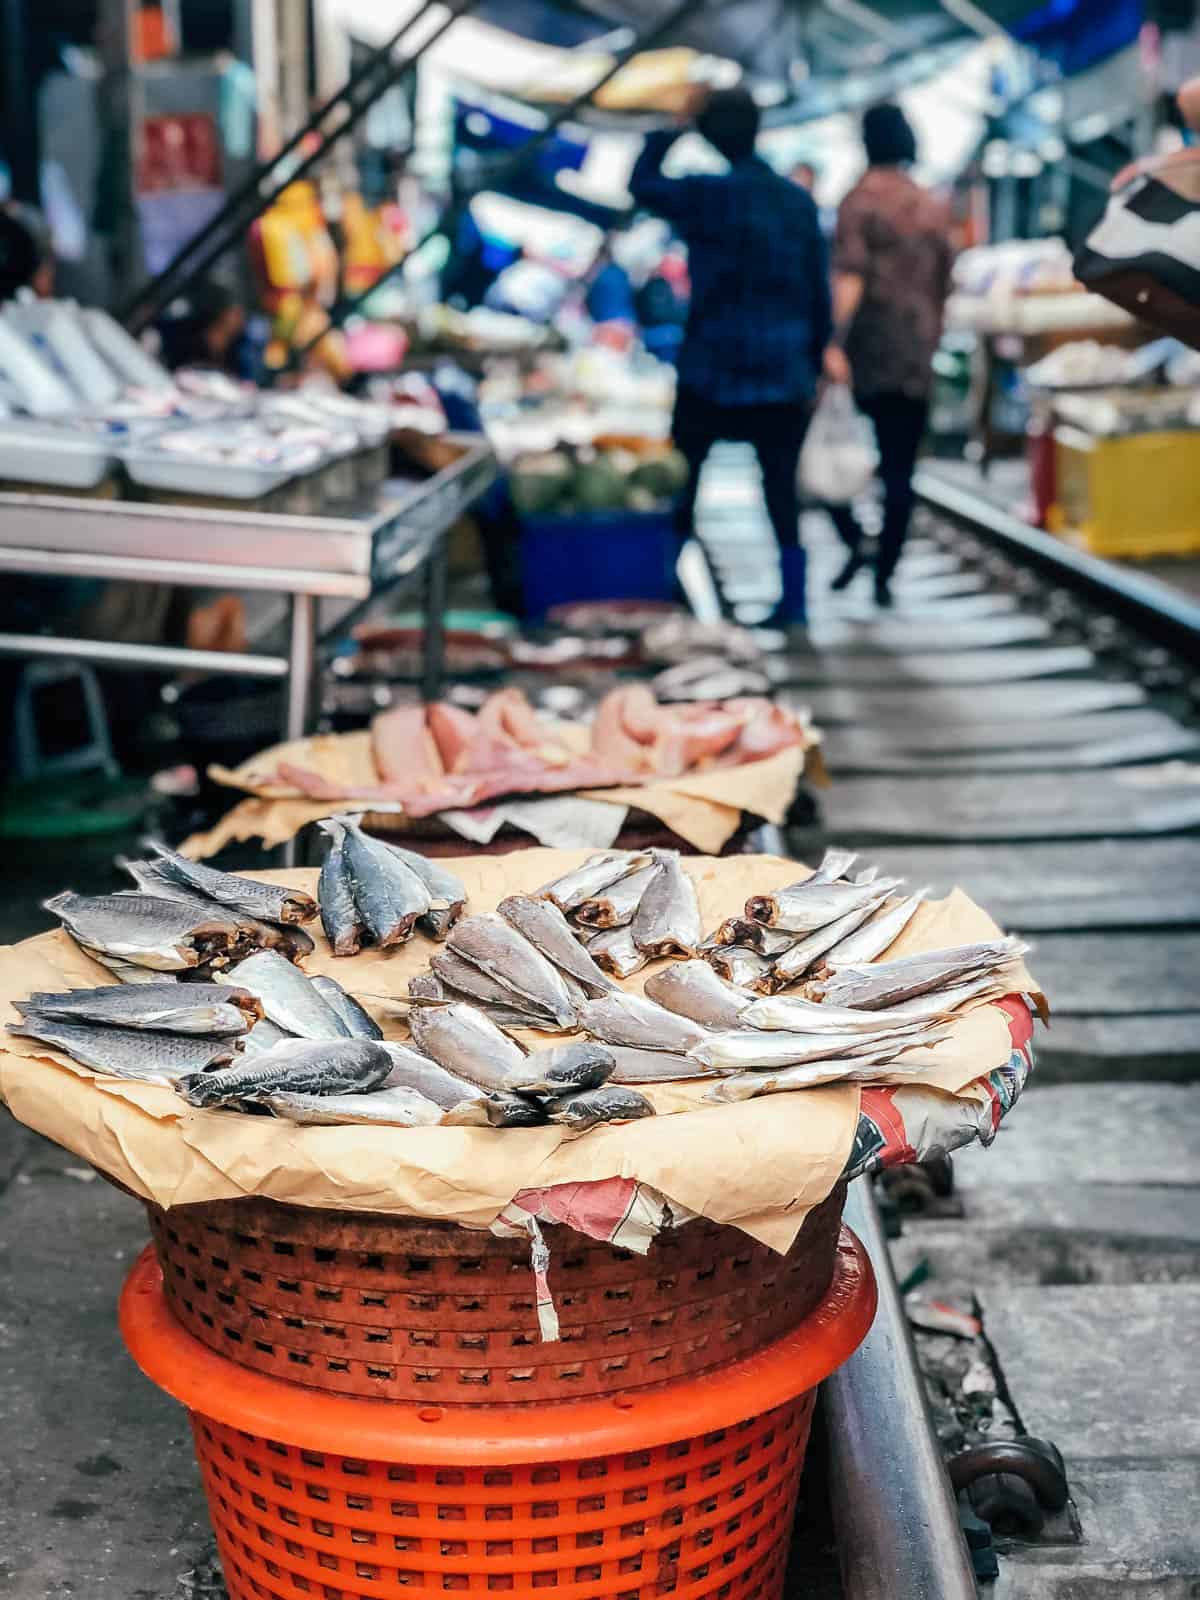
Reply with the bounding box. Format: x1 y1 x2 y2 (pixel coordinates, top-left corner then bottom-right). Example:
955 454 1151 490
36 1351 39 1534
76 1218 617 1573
0 436 498 741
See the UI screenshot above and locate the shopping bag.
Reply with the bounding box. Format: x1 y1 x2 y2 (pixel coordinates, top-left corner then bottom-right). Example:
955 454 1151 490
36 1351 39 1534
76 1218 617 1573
798 383 877 504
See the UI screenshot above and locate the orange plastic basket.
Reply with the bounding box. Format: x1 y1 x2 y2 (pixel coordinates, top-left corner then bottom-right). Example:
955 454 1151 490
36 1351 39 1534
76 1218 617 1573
121 1229 875 1600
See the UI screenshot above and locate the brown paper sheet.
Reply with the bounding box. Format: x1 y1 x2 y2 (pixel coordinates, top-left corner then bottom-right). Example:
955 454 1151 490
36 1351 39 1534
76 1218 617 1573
185 740 809 859
0 851 1037 1251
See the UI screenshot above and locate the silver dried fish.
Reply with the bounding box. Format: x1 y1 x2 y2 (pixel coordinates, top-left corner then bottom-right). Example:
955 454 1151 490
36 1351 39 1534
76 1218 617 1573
573 864 659 929
548 1084 654 1130
497 894 613 996
317 821 363 957
606 1044 726 1084
227 950 350 1039
689 1024 931 1072
814 939 1027 1010
310 974 383 1040
448 914 577 1027
377 1041 493 1125
267 1084 445 1126
538 852 650 913
408 1001 527 1093
819 891 928 968
145 841 317 925
504 1040 615 1097
586 925 647 979
744 876 903 935
576 991 706 1055
339 818 432 946
45 891 244 973
181 1037 393 1107
707 945 774 988
631 851 701 958
15 981 259 1035
766 901 887 991
643 961 752 1029
7 1015 238 1081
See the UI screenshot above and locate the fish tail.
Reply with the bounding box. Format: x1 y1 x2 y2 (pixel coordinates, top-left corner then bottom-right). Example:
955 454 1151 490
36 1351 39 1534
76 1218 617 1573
42 891 78 914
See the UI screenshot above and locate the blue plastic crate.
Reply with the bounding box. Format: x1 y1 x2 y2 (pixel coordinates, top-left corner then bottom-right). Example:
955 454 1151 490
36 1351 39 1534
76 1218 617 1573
521 508 677 621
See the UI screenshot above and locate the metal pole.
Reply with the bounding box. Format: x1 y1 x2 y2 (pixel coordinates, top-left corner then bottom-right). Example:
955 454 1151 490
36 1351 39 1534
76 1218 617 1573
420 534 449 705
121 0 457 328
285 592 316 741
97 0 143 296
825 1181 978 1600
0 632 288 678
291 0 709 360
1 0 39 204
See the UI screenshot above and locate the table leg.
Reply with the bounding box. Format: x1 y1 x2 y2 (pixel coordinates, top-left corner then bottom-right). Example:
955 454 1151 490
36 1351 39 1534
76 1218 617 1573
421 537 449 704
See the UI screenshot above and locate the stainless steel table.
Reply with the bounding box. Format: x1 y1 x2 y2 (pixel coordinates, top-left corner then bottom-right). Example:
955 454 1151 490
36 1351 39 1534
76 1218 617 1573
0 436 498 743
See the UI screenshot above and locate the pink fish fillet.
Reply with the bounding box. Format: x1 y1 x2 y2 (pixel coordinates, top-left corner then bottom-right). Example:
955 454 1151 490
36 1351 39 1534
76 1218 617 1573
476 688 545 749
371 704 444 787
591 687 655 771
427 702 478 772
723 702 808 764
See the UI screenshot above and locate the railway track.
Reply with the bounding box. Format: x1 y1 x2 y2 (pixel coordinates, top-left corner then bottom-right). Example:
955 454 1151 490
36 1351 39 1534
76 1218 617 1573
699 444 1200 1596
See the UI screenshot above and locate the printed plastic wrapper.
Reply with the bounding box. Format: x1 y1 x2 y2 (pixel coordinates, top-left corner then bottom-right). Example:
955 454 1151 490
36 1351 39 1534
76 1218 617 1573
0 849 1040 1255
183 731 813 858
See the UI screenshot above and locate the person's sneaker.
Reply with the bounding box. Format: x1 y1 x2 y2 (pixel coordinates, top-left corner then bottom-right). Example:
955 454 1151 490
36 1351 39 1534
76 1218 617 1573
831 549 866 592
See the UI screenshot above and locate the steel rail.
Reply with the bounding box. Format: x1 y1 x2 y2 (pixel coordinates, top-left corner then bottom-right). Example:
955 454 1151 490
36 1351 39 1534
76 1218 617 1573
826 1180 979 1600
914 466 1200 666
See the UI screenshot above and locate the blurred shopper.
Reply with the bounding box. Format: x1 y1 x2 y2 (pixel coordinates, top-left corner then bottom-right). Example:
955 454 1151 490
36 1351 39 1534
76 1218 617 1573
824 103 954 608
630 88 831 625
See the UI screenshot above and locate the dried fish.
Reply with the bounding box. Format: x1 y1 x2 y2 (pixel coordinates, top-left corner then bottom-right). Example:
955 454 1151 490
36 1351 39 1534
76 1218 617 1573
242 1017 291 1054
373 836 466 941
707 945 774 989
689 1024 932 1073
765 901 886 991
497 895 613 996
119 858 299 954
15 982 260 1035
548 1084 655 1130
317 821 363 957
430 946 540 1012
743 993 954 1032
181 1037 393 1107
631 851 701 958
377 1041 493 1125
809 848 859 885
7 1015 238 1081
708 1058 904 1101
310 974 383 1040
448 914 577 1028
586 925 648 980
576 991 706 1055
813 939 1027 1011
606 1045 726 1084
339 818 431 946
504 1041 615 1097
643 961 752 1029
266 1084 445 1127
227 950 350 1039
744 876 902 935
145 841 317 925
714 918 797 958
408 1001 527 1094
538 852 649 913
573 864 658 929
45 891 245 973
409 972 444 1001
819 891 928 968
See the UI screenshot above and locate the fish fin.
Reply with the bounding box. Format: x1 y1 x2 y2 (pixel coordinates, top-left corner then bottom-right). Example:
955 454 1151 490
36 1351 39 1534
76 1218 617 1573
42 891 77 913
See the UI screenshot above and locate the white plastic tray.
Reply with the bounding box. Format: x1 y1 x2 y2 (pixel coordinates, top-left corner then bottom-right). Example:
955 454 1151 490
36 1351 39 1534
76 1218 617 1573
0 420 114 489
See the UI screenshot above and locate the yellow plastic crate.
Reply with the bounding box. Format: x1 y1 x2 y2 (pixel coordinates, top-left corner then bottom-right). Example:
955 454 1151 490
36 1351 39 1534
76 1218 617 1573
1053 426 1200 558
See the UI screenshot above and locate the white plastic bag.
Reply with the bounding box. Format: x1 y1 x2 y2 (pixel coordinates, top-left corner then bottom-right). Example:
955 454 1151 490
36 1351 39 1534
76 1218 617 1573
798 383 877 504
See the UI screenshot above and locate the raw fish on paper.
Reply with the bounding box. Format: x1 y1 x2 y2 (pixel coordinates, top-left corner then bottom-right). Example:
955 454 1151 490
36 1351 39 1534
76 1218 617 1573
497 895 613 996
548 1084 654 1130
573 863 658 929
180 1037 393 1107
576 991 706 1055
585 925 648 979
266 1084 445 1127
317 821 363 957
227 950 350 1039
408 1001 530 1094
310 974 382 1040
745 875 903 934
15 982 260 1035
539 852 650 913
144 841 317 925
7 1015 238 1081
643 961 752 1029
504 1041 615 1096
45 891 248 973
338 818 431 946
448 913 578 1027
631 851 702 957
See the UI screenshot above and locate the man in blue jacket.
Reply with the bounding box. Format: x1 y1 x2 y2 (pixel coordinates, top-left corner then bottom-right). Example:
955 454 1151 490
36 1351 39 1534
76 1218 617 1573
630 88 832 626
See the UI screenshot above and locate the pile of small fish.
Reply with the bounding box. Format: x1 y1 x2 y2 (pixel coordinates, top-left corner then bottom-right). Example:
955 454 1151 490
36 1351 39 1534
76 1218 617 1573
44 843 319 979
318 816 466 955
702 847 933 997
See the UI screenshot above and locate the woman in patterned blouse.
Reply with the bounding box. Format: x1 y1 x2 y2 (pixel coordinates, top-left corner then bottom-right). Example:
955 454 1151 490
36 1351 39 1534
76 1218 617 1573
823 104 954 608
